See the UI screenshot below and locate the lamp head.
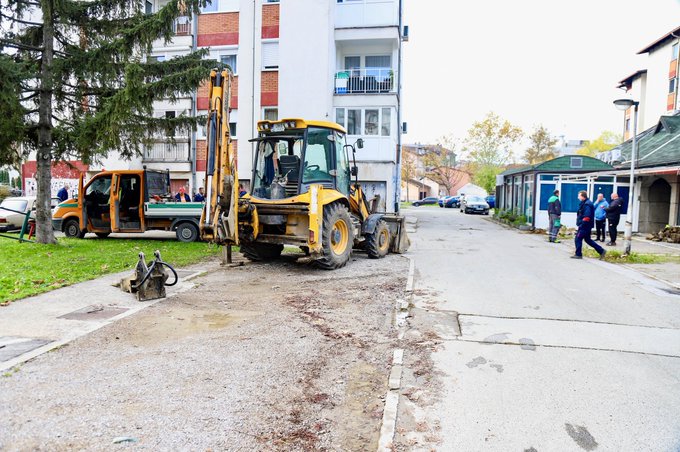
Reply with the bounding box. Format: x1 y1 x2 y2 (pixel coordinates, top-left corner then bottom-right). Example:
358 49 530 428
613 98 637 111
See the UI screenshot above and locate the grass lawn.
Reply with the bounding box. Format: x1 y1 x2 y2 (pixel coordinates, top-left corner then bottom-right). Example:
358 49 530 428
0 237 221 304
582 248 680 264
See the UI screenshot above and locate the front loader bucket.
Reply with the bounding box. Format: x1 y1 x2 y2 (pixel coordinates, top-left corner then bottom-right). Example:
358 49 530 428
382 215 410 254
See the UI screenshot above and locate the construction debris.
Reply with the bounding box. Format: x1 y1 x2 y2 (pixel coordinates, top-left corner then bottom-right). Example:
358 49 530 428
647 226 680 243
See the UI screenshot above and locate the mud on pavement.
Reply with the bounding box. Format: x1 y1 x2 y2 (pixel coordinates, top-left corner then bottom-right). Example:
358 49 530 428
0 253 408 451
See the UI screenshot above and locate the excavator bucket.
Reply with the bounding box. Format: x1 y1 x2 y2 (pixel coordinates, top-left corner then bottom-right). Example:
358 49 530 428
382 215 410 254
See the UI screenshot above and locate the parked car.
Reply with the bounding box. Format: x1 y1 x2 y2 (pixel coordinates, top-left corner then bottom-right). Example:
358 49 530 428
413 196 438 207
0 196 61 232
445 196 461 208
486 195 496 208
438 196 454 208
460 195 490 215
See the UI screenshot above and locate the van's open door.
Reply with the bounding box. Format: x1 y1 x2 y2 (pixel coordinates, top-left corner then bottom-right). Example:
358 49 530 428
109 173 121 232
78 174 87 231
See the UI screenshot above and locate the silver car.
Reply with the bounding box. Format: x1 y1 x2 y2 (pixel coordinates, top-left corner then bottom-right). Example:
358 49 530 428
460 195 490 215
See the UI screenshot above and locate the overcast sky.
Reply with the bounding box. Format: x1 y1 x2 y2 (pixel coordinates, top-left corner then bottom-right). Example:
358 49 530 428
403 0 680 154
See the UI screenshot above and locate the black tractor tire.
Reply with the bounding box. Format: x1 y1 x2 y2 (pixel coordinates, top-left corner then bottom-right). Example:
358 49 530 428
365 219 390 259
315 203 354 270
94 232 110 239
63 219 85 238
176 222 199 242
240 242 284 261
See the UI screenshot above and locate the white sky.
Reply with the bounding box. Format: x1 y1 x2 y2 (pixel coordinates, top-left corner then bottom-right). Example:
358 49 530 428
403 0 680 153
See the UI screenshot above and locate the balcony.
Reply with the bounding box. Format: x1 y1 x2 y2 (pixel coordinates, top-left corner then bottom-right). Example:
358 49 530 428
151 17 192 50
335 0 398 28
334 68 394 95
143 139 190 162
173 16 191 36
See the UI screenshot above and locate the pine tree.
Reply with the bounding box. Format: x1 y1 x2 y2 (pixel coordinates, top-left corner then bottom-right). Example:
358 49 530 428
0 0 216 243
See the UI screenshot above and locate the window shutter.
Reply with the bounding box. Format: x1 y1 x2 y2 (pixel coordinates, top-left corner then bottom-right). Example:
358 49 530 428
262 42 279 69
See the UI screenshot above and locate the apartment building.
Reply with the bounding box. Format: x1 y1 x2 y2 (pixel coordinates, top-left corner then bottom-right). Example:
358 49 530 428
617 25 680 140
36 0 407 213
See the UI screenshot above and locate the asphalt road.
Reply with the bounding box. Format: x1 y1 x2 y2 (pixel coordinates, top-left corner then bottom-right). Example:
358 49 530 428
403 206 680 451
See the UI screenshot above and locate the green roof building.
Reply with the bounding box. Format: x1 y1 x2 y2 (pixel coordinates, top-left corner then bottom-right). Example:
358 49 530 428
496 155 626 231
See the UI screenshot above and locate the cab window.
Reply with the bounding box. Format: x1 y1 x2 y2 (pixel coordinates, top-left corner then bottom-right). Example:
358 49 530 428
86 176 112 197
302 127 334 184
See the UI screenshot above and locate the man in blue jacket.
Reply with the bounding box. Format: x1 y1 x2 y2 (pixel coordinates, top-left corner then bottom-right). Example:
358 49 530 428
593 193 609 242
573 190 606 260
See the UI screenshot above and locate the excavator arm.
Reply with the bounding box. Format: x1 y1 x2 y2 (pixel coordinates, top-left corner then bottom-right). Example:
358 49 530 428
199 69 239 246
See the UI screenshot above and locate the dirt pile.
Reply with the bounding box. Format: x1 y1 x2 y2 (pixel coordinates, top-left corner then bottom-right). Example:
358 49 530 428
648 226 680 243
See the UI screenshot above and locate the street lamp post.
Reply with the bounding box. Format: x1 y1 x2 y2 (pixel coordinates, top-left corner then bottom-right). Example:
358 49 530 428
613 98 640 255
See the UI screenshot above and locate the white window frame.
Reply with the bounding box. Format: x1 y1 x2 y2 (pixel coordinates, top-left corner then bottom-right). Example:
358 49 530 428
262 107 278 121
336 107 393 137
220 53 238 75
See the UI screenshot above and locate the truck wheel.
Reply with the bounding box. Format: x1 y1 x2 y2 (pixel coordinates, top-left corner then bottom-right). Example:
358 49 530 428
316 203 354 270
240 242 283 261
176 222 199 242
63 219 85 238
365 219 390 259
95 232 110 239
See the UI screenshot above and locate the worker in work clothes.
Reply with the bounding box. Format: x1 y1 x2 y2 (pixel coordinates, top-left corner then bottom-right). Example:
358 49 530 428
547 189 562 243
57 184 70 202
175 186 191 202
604 192 623 246
193 187 205 202
593 193 609 242
573 190 606 260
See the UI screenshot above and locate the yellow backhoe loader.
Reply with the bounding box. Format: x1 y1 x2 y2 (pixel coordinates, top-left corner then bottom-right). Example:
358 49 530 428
199 69 409 269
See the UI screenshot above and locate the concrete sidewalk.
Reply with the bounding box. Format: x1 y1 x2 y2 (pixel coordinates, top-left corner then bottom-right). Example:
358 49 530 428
0 261 215 372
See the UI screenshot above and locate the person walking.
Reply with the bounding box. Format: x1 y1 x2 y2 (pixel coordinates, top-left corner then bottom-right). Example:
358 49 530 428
604 192 623 246
572 190 606 260
593 193 609 242
547 189 562 243
57 184 70 202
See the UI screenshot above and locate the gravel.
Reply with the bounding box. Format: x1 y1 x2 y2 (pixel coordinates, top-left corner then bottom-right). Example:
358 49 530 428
0 251 408 451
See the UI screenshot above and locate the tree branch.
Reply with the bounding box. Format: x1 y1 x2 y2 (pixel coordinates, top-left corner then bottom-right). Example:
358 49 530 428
0 38 43 52
0 12 43 26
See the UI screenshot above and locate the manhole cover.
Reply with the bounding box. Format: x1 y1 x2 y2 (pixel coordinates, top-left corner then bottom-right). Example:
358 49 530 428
59 305 129 321
0 337 52 362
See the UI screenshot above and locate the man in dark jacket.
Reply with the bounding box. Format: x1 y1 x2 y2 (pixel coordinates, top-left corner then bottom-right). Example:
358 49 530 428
604 192 623 246
547 189 562 243
573 190 606 260
57 184 70 202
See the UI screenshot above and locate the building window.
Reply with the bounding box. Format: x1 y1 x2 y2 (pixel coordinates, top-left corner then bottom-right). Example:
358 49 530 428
673 43 679 60
365 55 391 69
381 107 391 136
625 118 630 132
570 157 583 169
335 108 345 129
262 41 279 70
201 0 218 12
336 107 393 137
145 0 153 14
263 107 278 121
148 55 165 63
364 109 379 135
347 109 361 136
221 54 237 74
229 122 237 138
670 77 677 94
344 56 361 76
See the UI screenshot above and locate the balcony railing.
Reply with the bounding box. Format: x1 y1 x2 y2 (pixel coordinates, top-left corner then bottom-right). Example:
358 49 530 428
143 139 190 162
334 68 394 94
173 16 191 36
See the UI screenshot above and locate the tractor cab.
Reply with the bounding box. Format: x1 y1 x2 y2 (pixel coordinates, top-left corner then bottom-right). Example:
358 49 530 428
250 119 353 200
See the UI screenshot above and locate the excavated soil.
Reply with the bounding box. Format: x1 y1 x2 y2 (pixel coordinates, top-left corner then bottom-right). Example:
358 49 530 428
0 252 407 451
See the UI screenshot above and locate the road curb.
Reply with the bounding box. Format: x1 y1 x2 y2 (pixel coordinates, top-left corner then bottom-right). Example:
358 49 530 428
377 255 413 451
